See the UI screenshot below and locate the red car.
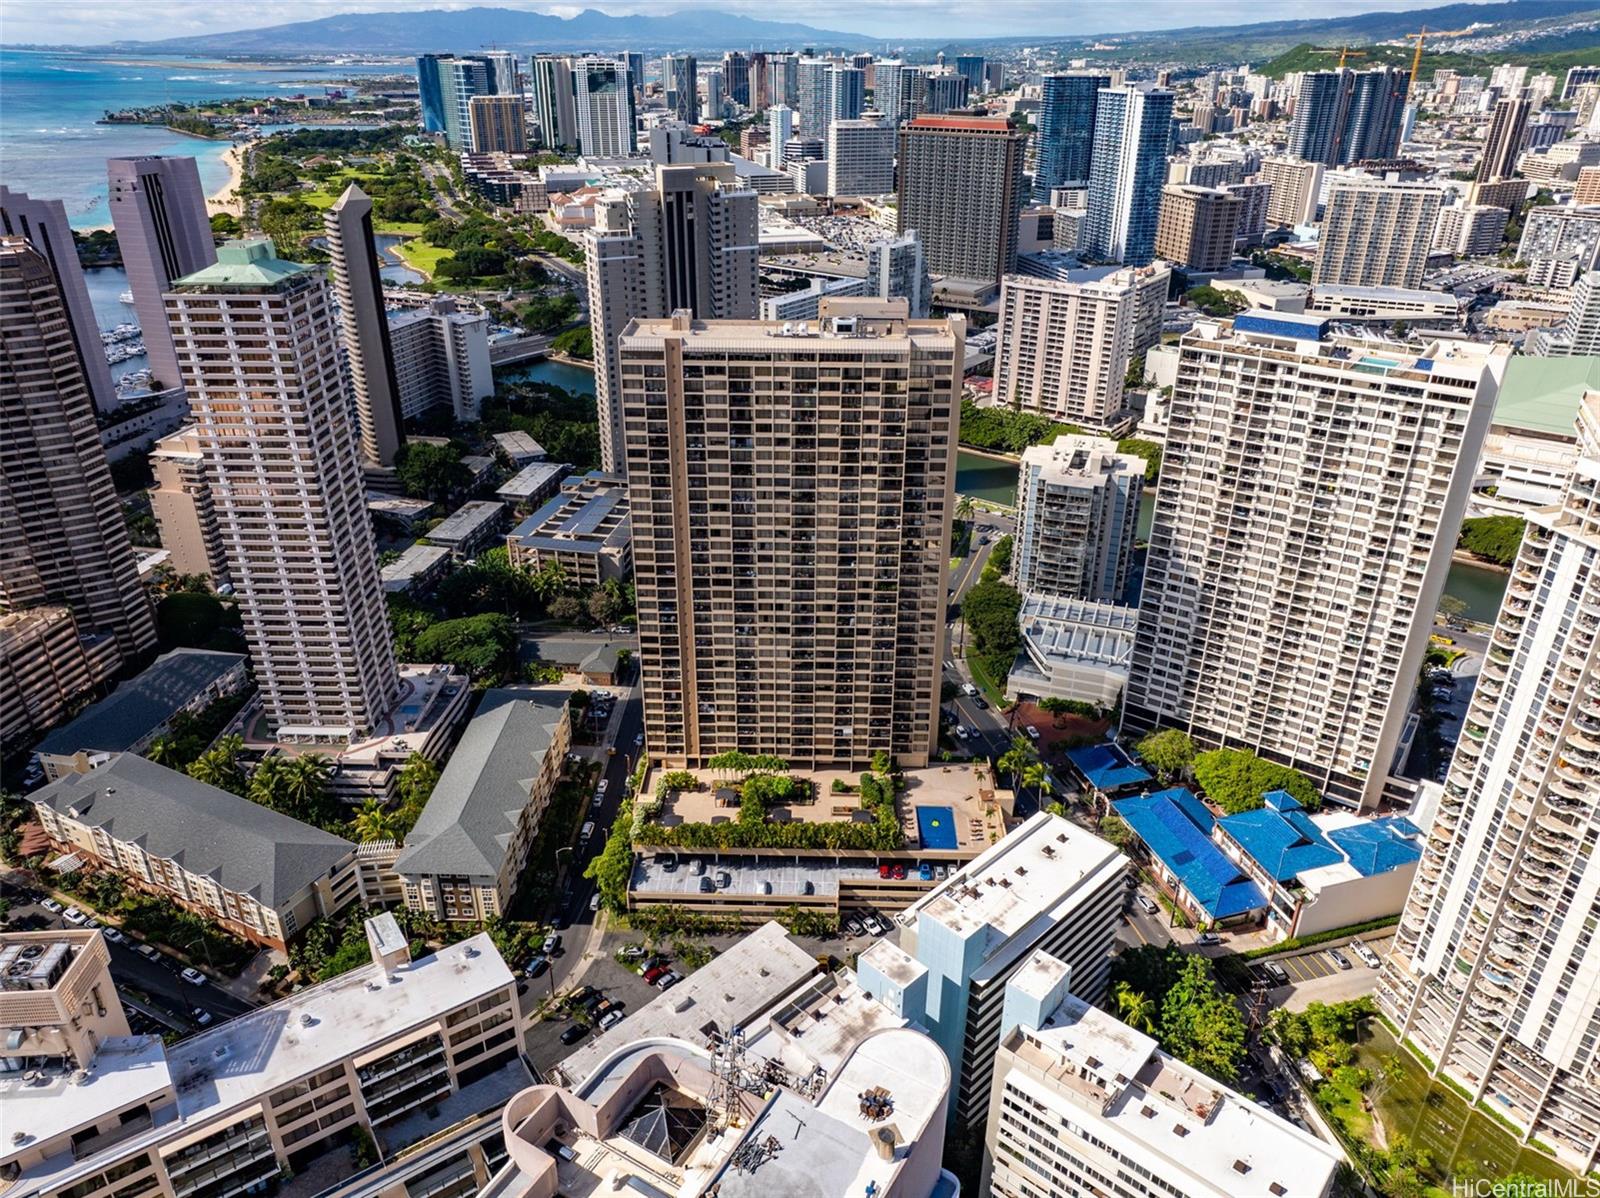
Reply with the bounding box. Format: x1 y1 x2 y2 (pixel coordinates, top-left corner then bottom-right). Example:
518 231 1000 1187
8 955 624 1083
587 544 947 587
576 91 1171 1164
642 965 670 985
878 864 892 879
891 864 907 880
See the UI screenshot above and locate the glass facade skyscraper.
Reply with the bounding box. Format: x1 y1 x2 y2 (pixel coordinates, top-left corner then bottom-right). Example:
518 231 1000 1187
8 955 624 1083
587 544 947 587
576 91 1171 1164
1083 86 1174 266
415 54 446 134
1033 73 1110 201
1287 66 1408 166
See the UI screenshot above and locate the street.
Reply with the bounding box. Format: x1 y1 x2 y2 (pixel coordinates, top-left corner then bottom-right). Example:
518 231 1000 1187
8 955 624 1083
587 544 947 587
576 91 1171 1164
942 510 1018 761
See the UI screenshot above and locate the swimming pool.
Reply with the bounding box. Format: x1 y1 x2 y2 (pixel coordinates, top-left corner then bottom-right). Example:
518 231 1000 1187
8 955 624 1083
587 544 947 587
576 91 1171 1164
916 805 958 850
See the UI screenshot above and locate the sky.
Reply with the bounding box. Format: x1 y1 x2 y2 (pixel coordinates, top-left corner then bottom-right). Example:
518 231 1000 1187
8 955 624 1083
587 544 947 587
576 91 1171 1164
4 0 1474 46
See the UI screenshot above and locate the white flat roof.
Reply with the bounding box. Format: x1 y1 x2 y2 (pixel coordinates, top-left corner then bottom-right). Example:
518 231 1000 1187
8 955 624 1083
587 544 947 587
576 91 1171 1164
2 1036 173 1163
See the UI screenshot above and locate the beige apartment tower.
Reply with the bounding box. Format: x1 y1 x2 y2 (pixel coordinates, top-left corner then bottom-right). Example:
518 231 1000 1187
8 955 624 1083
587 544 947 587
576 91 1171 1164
622 301 962 769
1313 177 1445 289
469 94 530 153
897 114 1027 286
1380 389 1600 1173
148 428 229 585
325 183 405 467
1153 184 1241 272
1256 156 1325 229
165 239 400 740
993 272 1137 430
1126 312 1508 809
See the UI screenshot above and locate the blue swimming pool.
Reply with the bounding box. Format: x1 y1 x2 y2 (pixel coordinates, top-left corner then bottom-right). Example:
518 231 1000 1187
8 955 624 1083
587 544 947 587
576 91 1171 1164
916 805 958 850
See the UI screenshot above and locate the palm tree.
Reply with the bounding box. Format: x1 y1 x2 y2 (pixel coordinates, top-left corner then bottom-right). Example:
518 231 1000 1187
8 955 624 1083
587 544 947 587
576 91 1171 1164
1112 982 1159 1035
281 755 332 821
187 735 245 796
530 559 569 603
146 737 180 767
246 755 287 811
350 800 399 844
1024 763 1054 812
955 494 976 525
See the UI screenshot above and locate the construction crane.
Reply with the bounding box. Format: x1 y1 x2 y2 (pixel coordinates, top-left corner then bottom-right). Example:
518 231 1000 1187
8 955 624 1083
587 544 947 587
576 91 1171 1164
1403 25 1480 98
1312 46 1369 69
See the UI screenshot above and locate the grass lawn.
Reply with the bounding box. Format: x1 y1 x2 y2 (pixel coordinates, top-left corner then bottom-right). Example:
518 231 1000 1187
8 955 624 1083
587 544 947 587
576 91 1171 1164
1318 1074 1373 1144
966 654 1009 708
392 237 451 278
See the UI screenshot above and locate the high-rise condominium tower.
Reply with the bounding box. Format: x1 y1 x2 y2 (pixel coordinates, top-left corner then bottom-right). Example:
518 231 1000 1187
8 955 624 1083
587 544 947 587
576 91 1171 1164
0 237 157 663
415 54 447 133
897 114 1026 287
796 57 831 136
768 53 799 109
1126 313 1508 809
1015 435 1144 605
468 95 529 154
1528 269 1600 356
662 54 699 123
0 187 117 414
325 184 404 468
1479 93 1533 182
826 66 866 125
437 56 492 150
1380 389 1600 1173
622 301 962 770
149 427 228 586
827 118 895 196
920 71 969 115
1313 176 1444 289
1287 66 1408 166
1257 156 1325 228
529 54 578 151
107 156 217 396
1082 86 1175 266
721 51 750 107
585 163 759 473
165 240 400 739
993 270 1140 429
873 60 919 125
866 232 933 318
575 57 636 157
1033 73 1110 202
1154 183 1242 272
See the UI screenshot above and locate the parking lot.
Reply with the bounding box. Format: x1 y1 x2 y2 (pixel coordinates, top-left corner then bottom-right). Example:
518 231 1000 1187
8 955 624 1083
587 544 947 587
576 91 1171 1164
1239 934 1394 991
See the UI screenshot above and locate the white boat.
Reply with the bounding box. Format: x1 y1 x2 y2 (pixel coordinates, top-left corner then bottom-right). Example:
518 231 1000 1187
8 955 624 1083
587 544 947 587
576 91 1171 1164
118 290 135 305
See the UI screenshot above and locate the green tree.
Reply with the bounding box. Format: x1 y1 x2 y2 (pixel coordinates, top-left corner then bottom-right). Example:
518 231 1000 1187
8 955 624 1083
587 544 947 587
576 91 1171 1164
413 613 517 682
1112 981 1159 1034
394 754 439 835
186 735 246 796
961 576 1023 681
395 442 470 503
1136 729 1195 781
586 798 635 911
529 559 570 603
1117 436 1162 485
279 755 334 823
1099 813 1135 849
1192 747 1320 814
1457 515 1526 567
1184 285 1248 317
551 325 593 359
1158 955 1247 1084
955 494 976 525
350 799 400 843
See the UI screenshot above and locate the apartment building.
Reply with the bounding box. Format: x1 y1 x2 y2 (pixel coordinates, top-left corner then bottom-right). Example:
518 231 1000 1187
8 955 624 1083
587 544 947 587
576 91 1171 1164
505 470 632 586
574 56 636 156
1007 596 1138 709
325 184 405 467
0 607 119 752
148 428 228 584
1313 176 1444 289
30 754 360 947
1033 73 1110 201
165 239 400 740
107 156 216 395
387 297 493 424
1 921 524 1198
662 53 698 123
1529 270 1600 357
1479 94 1533 182
1256 156 1324 228
394 689 570 922
1082 86 1175 266
993 272 1138 430
858 812 1128 1131
1015 436 1144 605
586 163 759 472
897 114 1027 287
1435 202 1510 257
983 949 1342 1198
827 118 896 196
529 53 578 151
1286 66 1407 166
1380 386 1600 1173
1127 313 1508 809
0 237 156 674
621 301 960 771
468 94 528 154
1225 178 1272 246
1153 184 1241 272
1517 204 1600 288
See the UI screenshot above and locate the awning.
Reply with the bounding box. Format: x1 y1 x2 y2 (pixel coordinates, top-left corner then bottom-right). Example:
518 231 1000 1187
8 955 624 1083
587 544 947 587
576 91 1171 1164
48 852 84 874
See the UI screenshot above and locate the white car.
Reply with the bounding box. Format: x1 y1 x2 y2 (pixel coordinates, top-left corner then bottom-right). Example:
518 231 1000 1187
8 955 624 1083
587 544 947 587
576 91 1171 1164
63 907 87 925
1351 942 1382 968
102 928 125 944
598 1009 625 1031
954 725 969 740
40 898 63 914
180 967 207 986
1025 726 1040 740
862 915 886 936
136 943 160 960
596 778 609 794
961 682 978 696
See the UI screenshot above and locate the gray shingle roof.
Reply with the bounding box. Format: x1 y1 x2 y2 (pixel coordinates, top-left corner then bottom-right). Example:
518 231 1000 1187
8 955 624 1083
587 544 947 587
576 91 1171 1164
34 649 246 758
31 755 353 908
393 689 569 882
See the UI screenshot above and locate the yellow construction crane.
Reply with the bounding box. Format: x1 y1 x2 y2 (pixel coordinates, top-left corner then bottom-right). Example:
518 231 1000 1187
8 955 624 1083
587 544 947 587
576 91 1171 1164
1405 25 1479 97
1312 46 1369 69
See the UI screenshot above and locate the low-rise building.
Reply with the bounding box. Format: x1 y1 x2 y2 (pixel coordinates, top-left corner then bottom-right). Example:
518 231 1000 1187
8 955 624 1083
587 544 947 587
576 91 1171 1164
504 471 632 585
1307 284 1462 325
984 949 1342 1198
1006 595 1138 708
491 430 547 466
366 493 435 531
1476 353 1591 512
1 922 526 1198
494 459 571 510
394 689 570 922
1112 787 1269 926
379 542 453 595
32 648 248 781
29 754 361 948
425 499 506 561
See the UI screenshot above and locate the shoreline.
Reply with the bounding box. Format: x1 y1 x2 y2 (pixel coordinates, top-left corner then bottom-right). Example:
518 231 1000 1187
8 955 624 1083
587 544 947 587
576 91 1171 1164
1450 549 1510 573
955 444 1022 464
206 143 245 220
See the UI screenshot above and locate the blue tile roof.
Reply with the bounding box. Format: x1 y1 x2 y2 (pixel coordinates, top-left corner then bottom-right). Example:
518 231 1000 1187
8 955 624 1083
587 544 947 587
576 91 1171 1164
1113 788 1267 921
1065 743 1153 793
1325 818 1424 877
1217 806 1343 882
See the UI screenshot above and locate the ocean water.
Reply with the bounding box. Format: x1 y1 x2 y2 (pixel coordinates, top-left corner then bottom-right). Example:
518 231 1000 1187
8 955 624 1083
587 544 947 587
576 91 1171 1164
0 47 397 227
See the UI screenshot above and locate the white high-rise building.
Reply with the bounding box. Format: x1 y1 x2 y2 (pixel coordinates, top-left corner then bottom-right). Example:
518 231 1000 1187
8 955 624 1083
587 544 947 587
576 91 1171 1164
574 56 636 157
165 239 400 740
387 298 493 423
866 232 933 318
993 271 1138 429
768 104 795 159
983 949 1342 1198
1529 269 1600 356
1434 202 1511 257
585 163 759 473
661 53 698 124
827 117 895 196
1126 312 1509 809
1015 435 1144 605
1082 85 1174 266
1313 176 1444 289
1381 387 1600 1173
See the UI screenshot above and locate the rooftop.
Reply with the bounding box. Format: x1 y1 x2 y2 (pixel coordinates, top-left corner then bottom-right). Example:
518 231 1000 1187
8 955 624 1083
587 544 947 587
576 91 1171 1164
170 238 311 291
1018 596 1139 669
1491 353 1599 437
33 649 245 760
506 473 630 555
1112 788 1268 921
1 1035 175 1168
1064 742 1153 793
31 755 352 907
394 689 568 882
1216 792 1343 883
379 543 451 591
426 500 504 546
495 460 571 501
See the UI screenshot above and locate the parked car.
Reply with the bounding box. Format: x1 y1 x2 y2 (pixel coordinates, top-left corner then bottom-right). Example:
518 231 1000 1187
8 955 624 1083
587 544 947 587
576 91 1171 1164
655 970 682 990
527 956 550 978
1196 932 1220 946
891 864 907 881
1135 895 1159 915
918 863 933 881
844 918 864 937
954 725 969 740
596 778 609 794
599 1009 625 1031
643 965 670 984
962 683 978 696
1025 726 1040 740
1327 949 1352 971
689 859 705 876
634 733 644 747
191 1008 213 1027
63 907 87 925
40 898 63 914
579 821 595 843
84 918 102 930
589 893 601 912
180 967 207 986
560 1024 588 1045
715 870 731 889
878 864 892 879
542 933 562 956
1351 942 1382 968
698 876 716 893
136 943 160 960
862 915 886 936
102 928 125 944
619 944 647 960
973 697 989 710
566 985 596 1005
1262 962 1291 987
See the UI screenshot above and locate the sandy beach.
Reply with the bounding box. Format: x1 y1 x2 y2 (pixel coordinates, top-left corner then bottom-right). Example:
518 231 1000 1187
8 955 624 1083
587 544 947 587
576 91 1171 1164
207 143 245 219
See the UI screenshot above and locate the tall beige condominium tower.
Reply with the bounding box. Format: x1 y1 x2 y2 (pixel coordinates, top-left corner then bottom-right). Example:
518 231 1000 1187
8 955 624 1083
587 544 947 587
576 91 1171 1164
0 237 156 662
1125 312 1508 810
1379 389 1600 1174
993 271 1137 430
1313 176 1445 289
1153 183 1242 272
585 162 759 473
165 239 400 739
149 427 229 585
896 114 1027 287
1256 156 1325 229
622 300 962 769
1478 93 1532 183
325 184 405 467
469 94 529 154
1015 435 1145 604
107 156 216 395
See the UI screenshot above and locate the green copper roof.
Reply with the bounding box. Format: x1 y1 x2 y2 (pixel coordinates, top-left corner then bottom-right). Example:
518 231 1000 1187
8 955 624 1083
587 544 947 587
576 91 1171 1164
1492 355 1600 437
171 237 314 290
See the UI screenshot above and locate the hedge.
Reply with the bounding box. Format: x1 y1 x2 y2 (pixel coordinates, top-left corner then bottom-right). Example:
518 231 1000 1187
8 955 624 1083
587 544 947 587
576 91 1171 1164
1240 915 1400 959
